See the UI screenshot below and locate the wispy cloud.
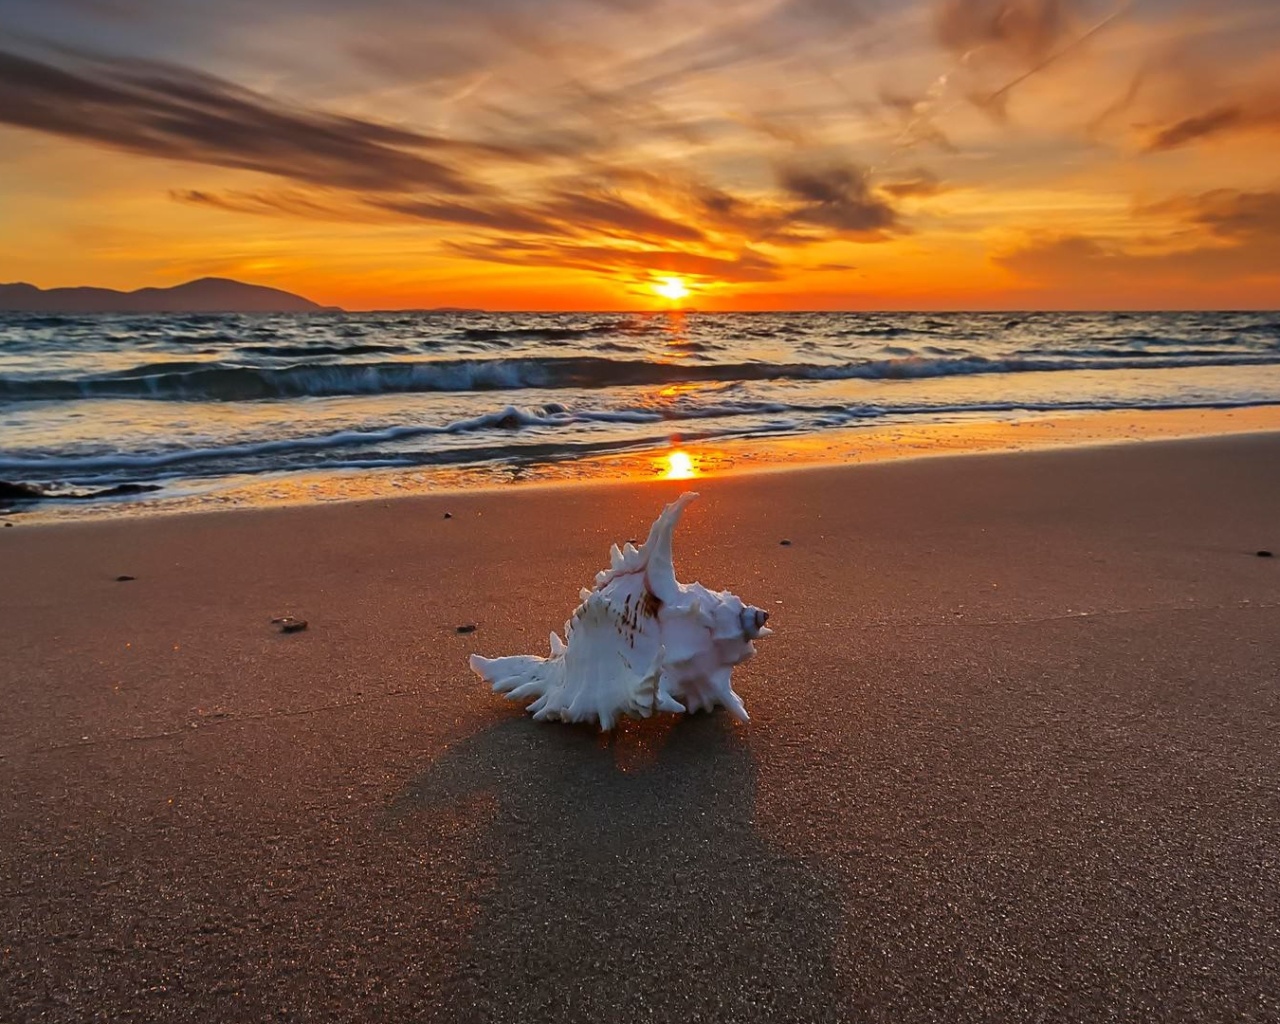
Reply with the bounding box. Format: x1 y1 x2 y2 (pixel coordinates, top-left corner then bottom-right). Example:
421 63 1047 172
447 238 785 283
932 0 1116 116
538 190 709 244
1142 189 1280 242
1143 97 1280 152
881 170 948 198
0 48 502 193
997 188 1280 285
935 0 1080 67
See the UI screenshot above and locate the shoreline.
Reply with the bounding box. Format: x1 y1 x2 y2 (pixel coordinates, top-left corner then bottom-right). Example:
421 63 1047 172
8 403 1280 525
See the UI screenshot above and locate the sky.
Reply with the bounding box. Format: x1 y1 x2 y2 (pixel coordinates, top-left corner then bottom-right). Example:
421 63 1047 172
1 0 1278 310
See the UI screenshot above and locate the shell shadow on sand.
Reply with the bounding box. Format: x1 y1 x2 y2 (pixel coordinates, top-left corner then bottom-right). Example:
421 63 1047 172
391 712 850 1022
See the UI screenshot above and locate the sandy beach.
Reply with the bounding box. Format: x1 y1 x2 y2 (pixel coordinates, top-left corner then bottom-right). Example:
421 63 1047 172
2 434 1278 1023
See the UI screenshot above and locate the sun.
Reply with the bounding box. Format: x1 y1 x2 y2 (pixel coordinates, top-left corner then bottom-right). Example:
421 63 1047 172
652 277 690 302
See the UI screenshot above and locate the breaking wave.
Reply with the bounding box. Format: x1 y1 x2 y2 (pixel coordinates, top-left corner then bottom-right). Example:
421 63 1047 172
3 394 1275 483
5 352 1280 403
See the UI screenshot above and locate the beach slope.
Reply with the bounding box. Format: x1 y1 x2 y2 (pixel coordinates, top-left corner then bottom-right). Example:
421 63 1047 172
2 435 1278 1022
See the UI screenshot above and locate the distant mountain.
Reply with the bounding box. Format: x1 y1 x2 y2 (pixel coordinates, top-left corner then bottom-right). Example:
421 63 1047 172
0 277 339 313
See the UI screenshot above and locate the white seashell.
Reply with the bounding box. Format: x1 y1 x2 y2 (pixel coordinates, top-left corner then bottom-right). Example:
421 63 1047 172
469 492 771 730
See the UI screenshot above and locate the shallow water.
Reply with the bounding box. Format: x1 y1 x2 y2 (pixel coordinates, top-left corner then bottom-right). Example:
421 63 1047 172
2 310 1278 513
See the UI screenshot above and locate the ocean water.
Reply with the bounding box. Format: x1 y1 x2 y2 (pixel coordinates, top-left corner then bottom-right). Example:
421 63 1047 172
2 310 1279 512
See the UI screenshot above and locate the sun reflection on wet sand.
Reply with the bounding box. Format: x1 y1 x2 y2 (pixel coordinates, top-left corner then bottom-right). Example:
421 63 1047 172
664 450 696 480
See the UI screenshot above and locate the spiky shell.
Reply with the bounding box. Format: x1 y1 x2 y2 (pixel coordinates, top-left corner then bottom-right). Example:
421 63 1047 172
469 492 772 730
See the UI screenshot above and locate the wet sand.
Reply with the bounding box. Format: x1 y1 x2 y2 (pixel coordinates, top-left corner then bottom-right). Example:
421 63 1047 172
2 434 1278 1022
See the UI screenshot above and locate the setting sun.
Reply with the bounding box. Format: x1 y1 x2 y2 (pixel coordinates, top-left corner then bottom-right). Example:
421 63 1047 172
653 277 690 302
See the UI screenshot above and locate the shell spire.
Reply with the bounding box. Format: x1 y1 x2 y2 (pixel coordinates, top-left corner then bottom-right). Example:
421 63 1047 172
469 491 771 730
638 491 697 605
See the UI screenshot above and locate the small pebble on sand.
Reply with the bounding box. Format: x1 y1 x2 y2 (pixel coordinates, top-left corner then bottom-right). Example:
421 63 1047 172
1257 550 1274 558
272 616 308 633
444 512 453 519
456 623 477 634
115 575 136 582
780 539 792 546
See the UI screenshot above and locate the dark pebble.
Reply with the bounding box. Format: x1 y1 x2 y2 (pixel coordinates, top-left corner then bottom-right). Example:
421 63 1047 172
115 575 136 582
780 539 792 546
272 617 308 634
443 512 453 519
1257 550 1273 558
456 623 477 634
3 521 12 527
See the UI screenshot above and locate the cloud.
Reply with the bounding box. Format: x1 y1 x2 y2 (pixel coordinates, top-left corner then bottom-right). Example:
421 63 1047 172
876 89 958 153
447 238 784 283
1144 106 1242 151
880 170 948 199
576 170 823 247
1143 189 1280 242
1072 6 1280 154
777 162 901 236
557 0 877 108
1143 99 1280 152
995 233 1114 278
170 188 383 221
996 189 1280 285
169 158 913 259
371 197 562 235
930 0 1128 118
916 0 1277 163
0 47 501 193
537 190 708 244
935 0 1077 67
171 177 725 246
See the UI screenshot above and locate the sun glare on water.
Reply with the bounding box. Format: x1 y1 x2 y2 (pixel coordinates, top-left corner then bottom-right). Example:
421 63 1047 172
664 450 696 479
653 277 690 302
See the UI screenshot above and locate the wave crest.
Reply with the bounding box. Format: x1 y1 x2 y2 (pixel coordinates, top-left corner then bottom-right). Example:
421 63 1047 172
4 352 1279 403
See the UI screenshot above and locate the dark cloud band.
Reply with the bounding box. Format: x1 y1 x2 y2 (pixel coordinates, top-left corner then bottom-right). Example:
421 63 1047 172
0 48 487 193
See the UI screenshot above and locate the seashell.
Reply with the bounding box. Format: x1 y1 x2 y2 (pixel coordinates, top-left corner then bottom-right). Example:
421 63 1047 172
469 492 771 730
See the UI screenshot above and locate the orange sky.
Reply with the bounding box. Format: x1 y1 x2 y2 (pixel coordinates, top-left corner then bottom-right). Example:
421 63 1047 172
2 0 1279 310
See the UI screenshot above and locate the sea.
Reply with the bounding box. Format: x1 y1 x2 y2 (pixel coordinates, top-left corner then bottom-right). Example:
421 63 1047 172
2 310 1279 516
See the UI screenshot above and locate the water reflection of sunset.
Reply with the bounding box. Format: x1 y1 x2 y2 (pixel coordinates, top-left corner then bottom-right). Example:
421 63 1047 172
657 382 704 399
657 314 690 351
